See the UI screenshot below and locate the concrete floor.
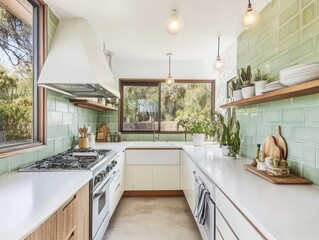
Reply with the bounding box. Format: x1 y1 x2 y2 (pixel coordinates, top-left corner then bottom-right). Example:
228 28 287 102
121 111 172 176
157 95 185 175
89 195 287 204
103 196 202 240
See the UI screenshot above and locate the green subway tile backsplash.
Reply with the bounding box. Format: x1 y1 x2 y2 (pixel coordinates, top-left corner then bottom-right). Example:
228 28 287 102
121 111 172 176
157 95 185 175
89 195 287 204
237 0 319 186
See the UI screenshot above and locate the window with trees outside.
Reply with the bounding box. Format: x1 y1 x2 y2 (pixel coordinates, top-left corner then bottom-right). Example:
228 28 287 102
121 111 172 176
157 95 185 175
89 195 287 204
120 80 215 133
0 0 44 152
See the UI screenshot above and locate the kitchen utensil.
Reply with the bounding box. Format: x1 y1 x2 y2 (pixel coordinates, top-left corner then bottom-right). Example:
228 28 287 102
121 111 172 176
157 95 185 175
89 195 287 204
262 136 283 160
78 128 84 138
83 126 88 138
244 164 311 184
274 126 287 159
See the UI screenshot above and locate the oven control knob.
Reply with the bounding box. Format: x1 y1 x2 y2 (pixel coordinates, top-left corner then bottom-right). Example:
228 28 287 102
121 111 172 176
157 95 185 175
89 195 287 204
101 171 107 177
94 176 101 185
106 165 112 173
111 160 117 166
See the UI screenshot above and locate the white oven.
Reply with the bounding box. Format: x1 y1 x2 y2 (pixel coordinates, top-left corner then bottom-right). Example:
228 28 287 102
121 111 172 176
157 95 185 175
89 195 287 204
92 177 111 240
194 167 216 240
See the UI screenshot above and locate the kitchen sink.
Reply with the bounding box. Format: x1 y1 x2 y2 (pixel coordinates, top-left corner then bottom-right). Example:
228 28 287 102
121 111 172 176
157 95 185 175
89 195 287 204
129 141 179 148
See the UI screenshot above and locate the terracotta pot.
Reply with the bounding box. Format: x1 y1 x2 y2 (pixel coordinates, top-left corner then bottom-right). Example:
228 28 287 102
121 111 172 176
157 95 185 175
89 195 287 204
192 134 205 146
242 86 255 99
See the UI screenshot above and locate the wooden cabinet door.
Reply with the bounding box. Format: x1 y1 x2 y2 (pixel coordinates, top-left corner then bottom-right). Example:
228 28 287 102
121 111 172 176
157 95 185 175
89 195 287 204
153 166 180 190
76 183 89 240
25 213 57 240
57 194 77 240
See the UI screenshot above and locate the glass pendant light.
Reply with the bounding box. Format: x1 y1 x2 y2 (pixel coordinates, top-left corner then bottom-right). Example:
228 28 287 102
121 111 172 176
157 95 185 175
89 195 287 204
213 34 223 71
165 53 175 85
242 0 260 29
166 10 184 35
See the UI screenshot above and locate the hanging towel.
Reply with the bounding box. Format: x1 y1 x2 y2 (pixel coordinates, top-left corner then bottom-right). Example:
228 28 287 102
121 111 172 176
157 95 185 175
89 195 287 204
194 182 209 225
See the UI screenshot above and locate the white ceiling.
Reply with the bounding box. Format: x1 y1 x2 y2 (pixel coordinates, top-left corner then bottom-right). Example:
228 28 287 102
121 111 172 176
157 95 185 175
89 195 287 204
44 0 269 61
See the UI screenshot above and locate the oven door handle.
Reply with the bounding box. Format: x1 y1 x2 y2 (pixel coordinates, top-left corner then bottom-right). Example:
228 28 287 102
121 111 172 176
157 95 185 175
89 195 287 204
93 178 111 199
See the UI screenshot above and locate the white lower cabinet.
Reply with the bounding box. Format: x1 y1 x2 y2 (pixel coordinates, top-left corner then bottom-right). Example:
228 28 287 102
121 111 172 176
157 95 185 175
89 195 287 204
125 150 181 191
110 151 125 216
216 210 238 240
133 166 153 190
153 166 180 190
216 188 264 240
181 151 196 212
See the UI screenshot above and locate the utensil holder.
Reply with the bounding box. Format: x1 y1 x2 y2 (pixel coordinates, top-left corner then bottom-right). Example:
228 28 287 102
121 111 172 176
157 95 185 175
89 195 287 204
79 137 89 149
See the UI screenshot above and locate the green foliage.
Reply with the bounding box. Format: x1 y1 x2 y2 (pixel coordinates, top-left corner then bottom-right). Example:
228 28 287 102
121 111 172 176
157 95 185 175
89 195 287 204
254 68 270 82
214 111 241 157
0 66 32 141
238 65 254 87
230 78 243 92
177 114 216 135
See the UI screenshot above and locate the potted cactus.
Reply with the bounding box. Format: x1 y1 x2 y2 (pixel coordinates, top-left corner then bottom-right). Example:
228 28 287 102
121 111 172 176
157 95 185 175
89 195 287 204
230 78 243 101
254 68 270 95
239 65 255 99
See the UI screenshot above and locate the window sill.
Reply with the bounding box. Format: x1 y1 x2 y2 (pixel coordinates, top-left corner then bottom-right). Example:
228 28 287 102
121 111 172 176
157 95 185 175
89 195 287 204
0 142 46 159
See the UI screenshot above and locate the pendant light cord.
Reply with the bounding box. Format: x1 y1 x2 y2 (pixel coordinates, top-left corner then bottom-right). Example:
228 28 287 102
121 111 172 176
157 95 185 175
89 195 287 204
168 55 171 76
248 0 252 8
217 36 220 58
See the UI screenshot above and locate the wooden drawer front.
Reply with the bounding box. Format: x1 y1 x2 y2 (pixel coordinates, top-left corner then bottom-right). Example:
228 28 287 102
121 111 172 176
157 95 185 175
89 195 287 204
25 212 57 240
216 209 238 240
216 188 264 240
57 195 77 240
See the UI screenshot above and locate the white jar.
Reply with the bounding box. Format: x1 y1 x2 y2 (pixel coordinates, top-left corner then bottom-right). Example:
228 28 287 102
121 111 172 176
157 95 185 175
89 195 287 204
88 134 95 148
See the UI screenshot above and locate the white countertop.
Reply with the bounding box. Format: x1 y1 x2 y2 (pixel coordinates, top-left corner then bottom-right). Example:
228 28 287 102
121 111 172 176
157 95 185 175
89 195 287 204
1 141 318 240
0 171 92 240
182 145 319 240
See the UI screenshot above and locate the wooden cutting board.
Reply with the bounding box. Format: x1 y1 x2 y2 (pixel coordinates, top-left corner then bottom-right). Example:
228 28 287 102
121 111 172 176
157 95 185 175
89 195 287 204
262 136 283 160
275 126 287 159
244 164 311 184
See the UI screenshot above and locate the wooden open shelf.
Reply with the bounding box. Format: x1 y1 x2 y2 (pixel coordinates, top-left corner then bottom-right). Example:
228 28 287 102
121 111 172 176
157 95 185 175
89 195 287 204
220 79 319 108
70 99 118 112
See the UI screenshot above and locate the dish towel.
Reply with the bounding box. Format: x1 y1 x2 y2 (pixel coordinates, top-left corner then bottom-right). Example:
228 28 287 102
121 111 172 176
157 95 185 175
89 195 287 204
194 182 209 225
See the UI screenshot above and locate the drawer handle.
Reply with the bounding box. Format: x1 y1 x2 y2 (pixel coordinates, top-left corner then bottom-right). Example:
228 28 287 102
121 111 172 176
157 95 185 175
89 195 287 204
63 195 76 210
115 183 121 191
67 230 75 240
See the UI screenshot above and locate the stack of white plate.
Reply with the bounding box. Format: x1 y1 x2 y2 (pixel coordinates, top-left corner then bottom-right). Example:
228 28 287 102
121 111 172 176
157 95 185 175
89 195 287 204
261 81 287 93
280 62 319 86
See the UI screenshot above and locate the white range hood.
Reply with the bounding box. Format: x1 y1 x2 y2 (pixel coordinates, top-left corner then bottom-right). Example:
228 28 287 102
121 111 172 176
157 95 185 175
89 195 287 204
38 18 120 98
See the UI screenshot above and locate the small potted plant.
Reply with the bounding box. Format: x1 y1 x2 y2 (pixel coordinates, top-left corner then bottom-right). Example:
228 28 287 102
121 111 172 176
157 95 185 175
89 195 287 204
254 68 269 95
213 112 241 158
177 116 215 146
230 78 243 101
239 65 255 99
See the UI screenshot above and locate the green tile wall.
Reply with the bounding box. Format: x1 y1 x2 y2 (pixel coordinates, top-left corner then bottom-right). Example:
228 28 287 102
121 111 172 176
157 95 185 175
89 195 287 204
238 0 319 80
98 111 192 141
237 0 319 186
0 10 101 175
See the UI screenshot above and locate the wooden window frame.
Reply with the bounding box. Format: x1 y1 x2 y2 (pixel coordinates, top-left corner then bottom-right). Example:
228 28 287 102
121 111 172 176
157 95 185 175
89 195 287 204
0 0 47 158
119 78 215 134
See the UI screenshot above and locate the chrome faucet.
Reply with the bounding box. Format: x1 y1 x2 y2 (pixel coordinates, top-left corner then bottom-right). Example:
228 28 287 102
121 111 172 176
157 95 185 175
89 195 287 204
152 118 159 142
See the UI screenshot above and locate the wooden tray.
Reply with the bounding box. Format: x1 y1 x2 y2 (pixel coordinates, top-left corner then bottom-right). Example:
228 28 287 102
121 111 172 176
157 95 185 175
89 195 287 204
244 164 311 184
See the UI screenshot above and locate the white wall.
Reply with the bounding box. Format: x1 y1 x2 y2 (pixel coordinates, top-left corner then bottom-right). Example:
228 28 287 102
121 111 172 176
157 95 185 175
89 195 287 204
112 42 237 110
113 59 217 80
214 40 237 111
